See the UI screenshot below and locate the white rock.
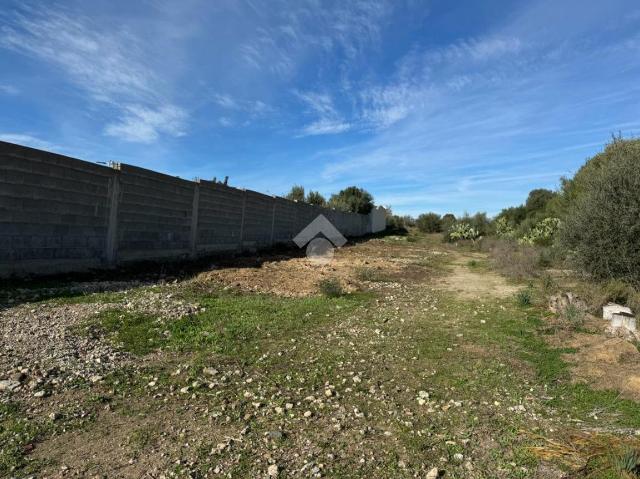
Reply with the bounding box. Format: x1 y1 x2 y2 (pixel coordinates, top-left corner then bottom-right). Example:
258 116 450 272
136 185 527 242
0 380 21 391
426 467 439 479
267 464 279 477
603 303 633 320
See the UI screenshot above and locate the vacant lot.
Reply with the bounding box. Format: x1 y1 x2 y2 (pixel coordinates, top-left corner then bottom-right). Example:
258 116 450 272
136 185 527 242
1 233 640 478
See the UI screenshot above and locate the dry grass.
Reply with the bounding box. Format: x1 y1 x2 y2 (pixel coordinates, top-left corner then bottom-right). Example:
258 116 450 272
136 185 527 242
528 430 640 477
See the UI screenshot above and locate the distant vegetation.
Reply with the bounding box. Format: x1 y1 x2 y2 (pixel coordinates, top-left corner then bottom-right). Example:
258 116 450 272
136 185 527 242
402 137 640 291
284 185 374 214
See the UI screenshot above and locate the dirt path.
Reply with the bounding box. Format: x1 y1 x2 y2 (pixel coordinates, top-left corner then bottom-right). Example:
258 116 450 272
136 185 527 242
436 250 520 300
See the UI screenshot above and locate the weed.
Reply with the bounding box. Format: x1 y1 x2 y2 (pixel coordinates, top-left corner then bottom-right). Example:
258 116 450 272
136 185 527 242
562 303 585 330
516 287 533 307
613 448 640 477
318 278 344 297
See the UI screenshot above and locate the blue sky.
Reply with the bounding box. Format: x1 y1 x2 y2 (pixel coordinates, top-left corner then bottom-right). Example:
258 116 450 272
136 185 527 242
1 0 640 217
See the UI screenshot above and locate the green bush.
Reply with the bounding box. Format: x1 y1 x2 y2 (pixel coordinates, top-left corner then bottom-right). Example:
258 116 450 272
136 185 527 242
416 212 442 233
318 278 344 297
495 217 515 239
519 217 561 246
558 139 640 285
446 222 480 242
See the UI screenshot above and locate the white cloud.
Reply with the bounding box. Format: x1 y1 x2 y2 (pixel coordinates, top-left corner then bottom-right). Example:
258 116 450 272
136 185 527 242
300 119 351 136
105 105 187 143
0 84 19 95
296 90 351 136
237 1 392 76
0 133 58 151
1 6 187 143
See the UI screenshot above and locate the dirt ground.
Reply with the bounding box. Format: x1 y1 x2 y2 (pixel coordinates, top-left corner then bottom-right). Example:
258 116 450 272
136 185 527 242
437 252 520 300
192 237 438 297
2 233 640 478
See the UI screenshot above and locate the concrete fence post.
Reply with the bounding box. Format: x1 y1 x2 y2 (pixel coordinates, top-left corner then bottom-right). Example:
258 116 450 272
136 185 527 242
270 197 277 246
238 189 247 251
189 181 200 258
105 164 121 266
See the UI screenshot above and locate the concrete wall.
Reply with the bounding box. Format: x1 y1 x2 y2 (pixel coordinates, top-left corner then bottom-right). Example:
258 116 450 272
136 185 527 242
369 206 387 233
0 141 381 277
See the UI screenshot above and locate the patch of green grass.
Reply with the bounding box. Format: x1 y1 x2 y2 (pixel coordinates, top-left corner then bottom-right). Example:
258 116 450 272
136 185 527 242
0 403 47 476
92 290 369 357
452 295 640 428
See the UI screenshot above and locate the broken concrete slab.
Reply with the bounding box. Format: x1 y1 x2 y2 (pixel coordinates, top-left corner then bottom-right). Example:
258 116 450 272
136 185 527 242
603 302 633 320
611 312 637 332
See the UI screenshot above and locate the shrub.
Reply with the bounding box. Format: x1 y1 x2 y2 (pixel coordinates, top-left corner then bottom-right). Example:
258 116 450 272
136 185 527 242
558 138 640 285
562 303 585 329
495 217 515 239
446 222 480 242
416 213 442 233
386 215 408 233
519 217 561 246
483 237 541 279
318 278 344 297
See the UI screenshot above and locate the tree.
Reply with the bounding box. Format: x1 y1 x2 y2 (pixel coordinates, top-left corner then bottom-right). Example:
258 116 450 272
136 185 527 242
441 213 456 232
285 185 305 202
558 138 640 284
416 213 442 233
525 189 556 216
328 186 374 214
306 190 326 206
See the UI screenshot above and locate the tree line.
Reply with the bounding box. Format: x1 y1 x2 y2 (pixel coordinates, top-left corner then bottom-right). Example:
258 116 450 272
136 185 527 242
283 185 375 215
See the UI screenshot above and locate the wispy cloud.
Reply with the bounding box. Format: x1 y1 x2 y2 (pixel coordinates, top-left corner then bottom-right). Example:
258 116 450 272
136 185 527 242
0 5 186 143
0 133 59 151
237 0 392 76
296 91 351 136
104 105 187 143
0 84 19 95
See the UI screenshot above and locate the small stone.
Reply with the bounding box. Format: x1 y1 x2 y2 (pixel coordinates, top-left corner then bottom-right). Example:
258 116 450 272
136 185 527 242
267 464 279 477
426 468 439 479
0 379 21 392
324 388 334 397
33 390 48 398
304 410 312 418
453 453 464 463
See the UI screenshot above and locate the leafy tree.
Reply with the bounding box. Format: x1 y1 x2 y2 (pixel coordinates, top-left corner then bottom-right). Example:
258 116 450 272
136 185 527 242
285 185 305 202
306 190 326 206
328 186 374 214
558 138 640 284
416 213 442 233
441 213 456 232
525 188 556 216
